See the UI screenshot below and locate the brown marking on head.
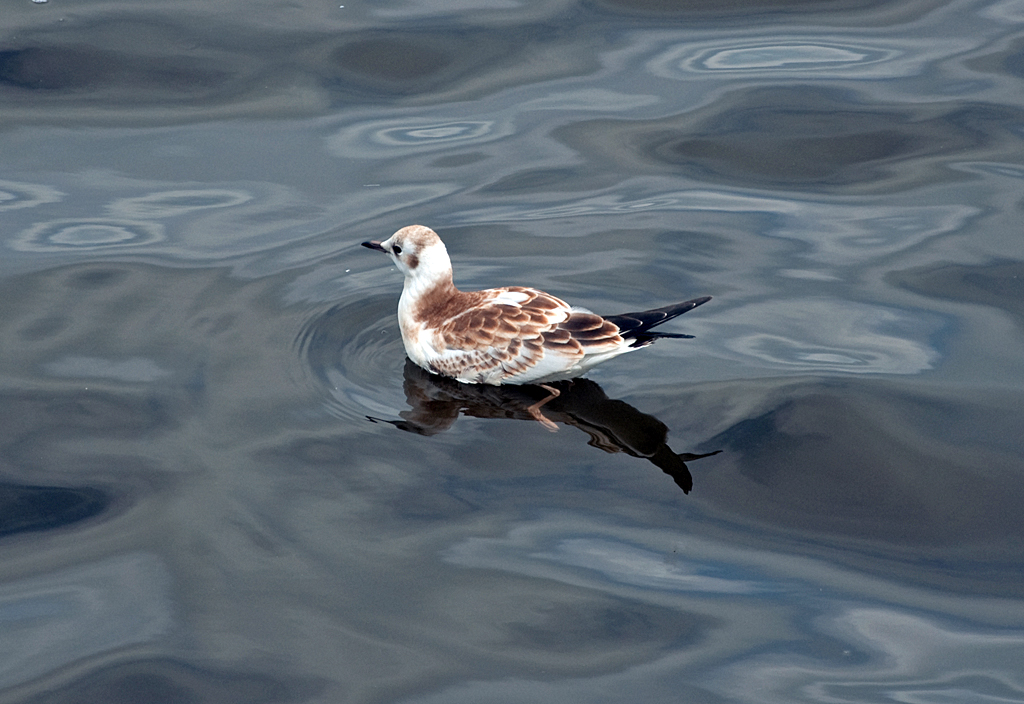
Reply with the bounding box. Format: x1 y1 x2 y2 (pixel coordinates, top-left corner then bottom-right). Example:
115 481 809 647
392 224 441 248
385 224 447 277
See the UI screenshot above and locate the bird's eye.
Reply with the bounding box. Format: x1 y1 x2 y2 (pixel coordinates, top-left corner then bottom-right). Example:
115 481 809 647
392 245 403 255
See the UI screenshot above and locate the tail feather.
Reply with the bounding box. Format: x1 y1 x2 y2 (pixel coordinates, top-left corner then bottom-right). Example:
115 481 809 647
605 296 711 348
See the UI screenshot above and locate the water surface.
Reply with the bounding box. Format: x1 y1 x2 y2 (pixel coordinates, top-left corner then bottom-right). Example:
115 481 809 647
2 0 1024 702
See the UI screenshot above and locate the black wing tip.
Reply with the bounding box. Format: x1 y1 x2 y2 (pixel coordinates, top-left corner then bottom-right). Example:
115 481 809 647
607 295 712 339
648 332 696 339
671 296 711 314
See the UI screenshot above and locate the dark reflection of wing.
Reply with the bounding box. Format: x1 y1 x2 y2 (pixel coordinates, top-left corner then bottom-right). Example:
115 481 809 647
369 360 719 494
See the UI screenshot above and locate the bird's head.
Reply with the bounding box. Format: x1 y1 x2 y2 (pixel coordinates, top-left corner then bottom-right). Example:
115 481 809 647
362 224 452 285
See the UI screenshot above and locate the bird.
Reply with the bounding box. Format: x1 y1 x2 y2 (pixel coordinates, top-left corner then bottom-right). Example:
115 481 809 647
361 225 710 428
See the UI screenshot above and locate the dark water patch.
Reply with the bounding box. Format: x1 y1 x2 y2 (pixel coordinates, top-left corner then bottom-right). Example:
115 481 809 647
696 379 1024 552
479 167 620 196
0 484 110 538
0 390 177 444
18 658 324 704
589 0 931 17
0 45 229 95
0 16 312 125
324 25 600 103
16 315 69 343
429 152 490 168
0 261 242 369
500 592 713 662
555 87 1024 193
0 263 263 453
65 267 132 290
0 391 184 491
888 260 1024 326
969 34 1024 82
2 13 602 125
334 38 450 83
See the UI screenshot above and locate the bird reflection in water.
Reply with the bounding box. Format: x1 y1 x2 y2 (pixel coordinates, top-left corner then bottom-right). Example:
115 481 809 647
369 360 719 494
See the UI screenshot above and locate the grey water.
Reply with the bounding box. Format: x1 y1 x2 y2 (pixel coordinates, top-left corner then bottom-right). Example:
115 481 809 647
2 0 1024 702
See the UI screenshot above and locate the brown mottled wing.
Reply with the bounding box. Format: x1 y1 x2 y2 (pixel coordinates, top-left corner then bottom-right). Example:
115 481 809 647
434 287 575 378
551 311 623 353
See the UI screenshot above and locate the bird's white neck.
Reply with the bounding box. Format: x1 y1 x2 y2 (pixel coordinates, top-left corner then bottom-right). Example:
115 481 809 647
398 267 458 326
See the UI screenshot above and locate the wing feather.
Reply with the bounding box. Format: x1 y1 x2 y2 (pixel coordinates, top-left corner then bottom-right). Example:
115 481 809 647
559 313 607 332
427 287 579 383
557 313 622 349
426 286 638 384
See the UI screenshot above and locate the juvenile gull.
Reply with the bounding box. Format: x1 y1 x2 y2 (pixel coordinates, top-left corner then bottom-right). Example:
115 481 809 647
362 225 710 428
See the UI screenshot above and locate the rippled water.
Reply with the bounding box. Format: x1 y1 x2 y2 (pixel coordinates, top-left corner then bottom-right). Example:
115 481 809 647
3 0 1024 702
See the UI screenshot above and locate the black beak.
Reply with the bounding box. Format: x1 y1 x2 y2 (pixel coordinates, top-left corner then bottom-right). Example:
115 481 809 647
361 240 386 252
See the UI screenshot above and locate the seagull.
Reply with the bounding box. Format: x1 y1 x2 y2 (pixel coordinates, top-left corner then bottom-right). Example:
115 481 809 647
362 225 710 428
